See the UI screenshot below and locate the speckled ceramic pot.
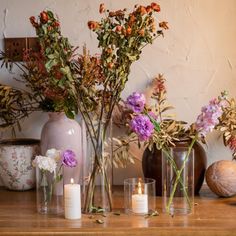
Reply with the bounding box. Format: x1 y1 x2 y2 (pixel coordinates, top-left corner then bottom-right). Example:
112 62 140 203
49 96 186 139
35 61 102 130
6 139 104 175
0 139 40 190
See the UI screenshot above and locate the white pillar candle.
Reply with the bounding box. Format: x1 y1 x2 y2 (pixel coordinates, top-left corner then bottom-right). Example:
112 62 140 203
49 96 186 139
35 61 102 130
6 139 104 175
64 178 81 220
132 182 148 214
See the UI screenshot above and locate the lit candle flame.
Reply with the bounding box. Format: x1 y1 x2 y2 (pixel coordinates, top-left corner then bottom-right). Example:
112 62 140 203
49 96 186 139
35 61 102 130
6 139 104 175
70 178 74 184
138 181 142 194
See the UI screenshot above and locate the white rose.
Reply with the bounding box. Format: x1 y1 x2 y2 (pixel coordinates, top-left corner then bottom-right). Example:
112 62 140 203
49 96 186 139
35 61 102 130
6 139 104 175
33 155 57 173
45 148 61 162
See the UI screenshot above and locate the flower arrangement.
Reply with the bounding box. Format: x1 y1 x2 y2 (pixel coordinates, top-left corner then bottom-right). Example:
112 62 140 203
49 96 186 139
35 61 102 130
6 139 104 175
0 10 78 132
0 2 169 213
78 3 168 213
33 148 77 212
113 74 236 214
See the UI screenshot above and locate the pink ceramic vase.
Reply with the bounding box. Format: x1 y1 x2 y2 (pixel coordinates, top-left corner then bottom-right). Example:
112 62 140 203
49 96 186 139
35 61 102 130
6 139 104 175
40 113 82 194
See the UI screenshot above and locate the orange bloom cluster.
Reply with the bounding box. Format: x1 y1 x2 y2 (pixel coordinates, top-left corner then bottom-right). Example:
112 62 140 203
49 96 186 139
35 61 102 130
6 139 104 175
29 10 60 31
136 2 161 15
88 2 168 37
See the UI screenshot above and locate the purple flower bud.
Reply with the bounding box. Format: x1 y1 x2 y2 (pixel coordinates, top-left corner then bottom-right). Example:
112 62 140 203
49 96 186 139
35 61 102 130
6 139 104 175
130 114 154 141
126 92 146 113
62 150 77 167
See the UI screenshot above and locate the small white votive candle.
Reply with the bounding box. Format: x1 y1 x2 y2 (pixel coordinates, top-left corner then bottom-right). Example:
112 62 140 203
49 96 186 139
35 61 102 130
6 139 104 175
64 178 81 219
132 181 148 214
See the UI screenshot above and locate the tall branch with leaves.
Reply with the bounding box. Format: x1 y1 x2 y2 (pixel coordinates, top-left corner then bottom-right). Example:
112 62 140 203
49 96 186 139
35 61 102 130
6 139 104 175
0 10 78 126
74 3 168 212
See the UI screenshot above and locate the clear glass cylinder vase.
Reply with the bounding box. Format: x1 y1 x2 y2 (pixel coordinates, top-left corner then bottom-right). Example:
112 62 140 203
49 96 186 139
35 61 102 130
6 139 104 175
36 166 63 215
162 147 194 215
124 178 156 215
82 118 113 213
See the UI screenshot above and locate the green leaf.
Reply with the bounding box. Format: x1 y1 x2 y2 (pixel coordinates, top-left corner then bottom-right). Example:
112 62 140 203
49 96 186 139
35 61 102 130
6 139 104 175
56 174 63 182
65 109 75 119
47 10 54 18
45 59 57 71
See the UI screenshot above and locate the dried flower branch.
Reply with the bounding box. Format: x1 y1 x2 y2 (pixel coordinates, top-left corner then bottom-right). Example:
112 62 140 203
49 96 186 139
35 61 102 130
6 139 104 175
0 84 39 134
215 92 236 158
79 2 168 212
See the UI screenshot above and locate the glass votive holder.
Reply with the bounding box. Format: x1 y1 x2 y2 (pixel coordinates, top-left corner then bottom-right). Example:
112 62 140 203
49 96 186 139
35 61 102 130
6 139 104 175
124 178 156 215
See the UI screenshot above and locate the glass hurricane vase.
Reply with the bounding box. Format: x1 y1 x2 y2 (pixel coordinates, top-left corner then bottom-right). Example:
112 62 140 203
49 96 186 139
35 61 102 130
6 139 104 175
82 119 113 213
162 147 194 215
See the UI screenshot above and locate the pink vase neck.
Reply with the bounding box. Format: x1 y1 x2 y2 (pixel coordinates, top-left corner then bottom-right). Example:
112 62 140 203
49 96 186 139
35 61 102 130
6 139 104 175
48 112 67 121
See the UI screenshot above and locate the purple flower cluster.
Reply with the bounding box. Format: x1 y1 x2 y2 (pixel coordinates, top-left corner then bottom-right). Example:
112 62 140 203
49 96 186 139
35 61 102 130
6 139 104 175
126 92 146 113
62 150 77 167
195 98 223 137
130 114 154 141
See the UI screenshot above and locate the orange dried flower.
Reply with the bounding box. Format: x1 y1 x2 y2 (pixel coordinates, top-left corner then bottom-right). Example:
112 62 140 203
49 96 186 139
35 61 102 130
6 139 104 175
29 16 38 28
108 62 114 69
47 26 52 31
109 10 125 17
159 21 169 30
139 29 145 36
99 3 106 14
151 2 161 12
106 48 113 54
128 14 136 26
126 26 132 35
146 6 152 13
88 21 99 30
116 25 122 32
53 21 60 27
40 11 49 23
139 6 147 15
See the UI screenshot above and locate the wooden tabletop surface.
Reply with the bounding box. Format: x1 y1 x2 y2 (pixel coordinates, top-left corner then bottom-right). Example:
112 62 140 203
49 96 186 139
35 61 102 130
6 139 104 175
0 186 236 236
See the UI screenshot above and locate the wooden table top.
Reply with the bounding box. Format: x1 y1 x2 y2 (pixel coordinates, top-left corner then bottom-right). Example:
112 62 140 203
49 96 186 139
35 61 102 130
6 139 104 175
0 186 236 236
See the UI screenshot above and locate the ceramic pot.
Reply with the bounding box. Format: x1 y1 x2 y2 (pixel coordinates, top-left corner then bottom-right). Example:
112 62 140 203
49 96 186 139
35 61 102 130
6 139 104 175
142 139 207 196
0 139 40 190
40 112 82 194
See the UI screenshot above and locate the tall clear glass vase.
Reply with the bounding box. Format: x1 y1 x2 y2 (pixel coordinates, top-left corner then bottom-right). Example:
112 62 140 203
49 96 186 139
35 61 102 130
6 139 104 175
82 119 113 213
162 147 194 215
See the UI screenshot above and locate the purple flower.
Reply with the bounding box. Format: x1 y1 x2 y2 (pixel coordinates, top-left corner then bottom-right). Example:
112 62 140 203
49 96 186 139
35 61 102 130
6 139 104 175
195 98 223 137
62 150 77 167
126 92 146 113
130 114 154 141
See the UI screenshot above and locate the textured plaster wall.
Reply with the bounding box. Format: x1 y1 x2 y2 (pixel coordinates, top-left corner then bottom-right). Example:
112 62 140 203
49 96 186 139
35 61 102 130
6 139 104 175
0 0 236 184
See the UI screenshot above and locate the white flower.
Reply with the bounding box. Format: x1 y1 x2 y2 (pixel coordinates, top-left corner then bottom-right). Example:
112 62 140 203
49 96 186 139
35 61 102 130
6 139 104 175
33 155 57 173
46 148 61 162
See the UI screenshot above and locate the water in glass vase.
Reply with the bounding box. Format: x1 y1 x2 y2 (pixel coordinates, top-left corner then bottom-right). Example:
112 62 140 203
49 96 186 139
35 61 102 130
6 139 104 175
82 119 113 213
162 147 194 215
36 166 63 215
